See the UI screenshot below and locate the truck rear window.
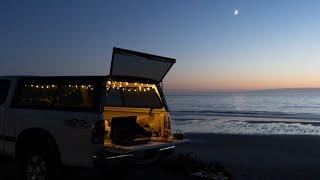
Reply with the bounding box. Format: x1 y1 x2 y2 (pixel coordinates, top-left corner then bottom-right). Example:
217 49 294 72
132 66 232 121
104 82 163 108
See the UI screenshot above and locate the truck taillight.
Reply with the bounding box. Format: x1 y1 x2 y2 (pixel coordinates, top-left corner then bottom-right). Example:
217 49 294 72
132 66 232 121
91 120 105 144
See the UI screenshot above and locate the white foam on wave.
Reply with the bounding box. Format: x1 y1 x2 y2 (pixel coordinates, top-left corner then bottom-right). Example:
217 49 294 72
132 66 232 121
172 117 320 135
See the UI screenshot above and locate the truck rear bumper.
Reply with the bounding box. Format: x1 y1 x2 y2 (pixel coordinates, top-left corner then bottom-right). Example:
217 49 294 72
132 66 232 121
93 145 175 169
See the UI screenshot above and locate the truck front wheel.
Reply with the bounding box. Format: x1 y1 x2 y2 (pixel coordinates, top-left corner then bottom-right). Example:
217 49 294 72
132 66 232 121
21 145 59 180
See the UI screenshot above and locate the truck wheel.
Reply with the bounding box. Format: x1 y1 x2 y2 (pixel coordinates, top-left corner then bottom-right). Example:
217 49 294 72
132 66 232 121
21 146 59 180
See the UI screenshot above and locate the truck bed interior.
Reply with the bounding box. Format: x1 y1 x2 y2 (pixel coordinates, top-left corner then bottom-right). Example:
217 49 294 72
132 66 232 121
103 81 173 151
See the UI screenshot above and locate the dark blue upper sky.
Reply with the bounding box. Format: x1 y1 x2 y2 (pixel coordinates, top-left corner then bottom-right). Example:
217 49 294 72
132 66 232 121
2 0 320 91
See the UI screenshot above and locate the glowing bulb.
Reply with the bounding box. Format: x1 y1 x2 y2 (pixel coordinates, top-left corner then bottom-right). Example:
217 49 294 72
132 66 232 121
107 81 111 85
125 82 128 85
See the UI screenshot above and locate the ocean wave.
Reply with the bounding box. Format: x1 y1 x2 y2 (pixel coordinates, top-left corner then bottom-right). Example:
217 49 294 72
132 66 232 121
170 110 320 120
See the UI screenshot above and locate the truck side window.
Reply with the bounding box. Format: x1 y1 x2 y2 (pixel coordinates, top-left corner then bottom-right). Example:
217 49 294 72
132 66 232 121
55 85 95 108
14 84 58 107
0 80 11 105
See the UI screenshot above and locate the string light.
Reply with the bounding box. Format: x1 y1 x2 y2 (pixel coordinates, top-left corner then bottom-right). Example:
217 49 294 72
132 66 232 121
105 81 156 93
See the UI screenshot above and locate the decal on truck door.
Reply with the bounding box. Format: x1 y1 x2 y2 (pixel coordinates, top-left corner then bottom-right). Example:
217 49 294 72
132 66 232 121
64 119 91 129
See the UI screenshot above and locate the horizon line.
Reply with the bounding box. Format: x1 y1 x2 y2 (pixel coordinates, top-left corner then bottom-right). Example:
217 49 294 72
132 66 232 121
164 87 320 93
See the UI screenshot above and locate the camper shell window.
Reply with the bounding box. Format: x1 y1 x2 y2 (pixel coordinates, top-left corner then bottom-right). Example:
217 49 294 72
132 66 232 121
12 77 103 112
104 81 163 108
55 84 95 108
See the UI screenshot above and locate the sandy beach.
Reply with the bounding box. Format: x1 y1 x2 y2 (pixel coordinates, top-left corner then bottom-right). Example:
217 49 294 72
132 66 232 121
176 133 320 179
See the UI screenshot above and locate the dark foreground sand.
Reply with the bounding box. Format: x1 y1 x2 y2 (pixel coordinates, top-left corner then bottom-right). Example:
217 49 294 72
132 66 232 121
178 133 320 180
2 133 320 179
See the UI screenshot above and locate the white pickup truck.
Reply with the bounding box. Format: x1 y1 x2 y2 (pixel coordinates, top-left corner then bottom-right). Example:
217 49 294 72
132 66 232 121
0 48 187 179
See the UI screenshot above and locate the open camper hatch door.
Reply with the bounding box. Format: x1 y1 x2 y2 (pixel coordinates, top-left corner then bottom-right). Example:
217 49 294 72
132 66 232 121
110 47 176 82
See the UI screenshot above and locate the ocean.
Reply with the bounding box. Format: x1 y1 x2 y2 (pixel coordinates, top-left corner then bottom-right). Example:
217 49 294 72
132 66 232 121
166 89 320 135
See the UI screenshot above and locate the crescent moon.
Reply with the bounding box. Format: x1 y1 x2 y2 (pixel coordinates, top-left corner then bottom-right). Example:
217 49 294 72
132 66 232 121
234 9 239 15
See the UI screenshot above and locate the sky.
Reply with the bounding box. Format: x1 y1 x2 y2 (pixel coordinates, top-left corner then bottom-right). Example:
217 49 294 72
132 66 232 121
1 0 320 91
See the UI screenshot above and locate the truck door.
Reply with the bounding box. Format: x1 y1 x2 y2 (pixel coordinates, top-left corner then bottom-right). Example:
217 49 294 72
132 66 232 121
0 79 11 153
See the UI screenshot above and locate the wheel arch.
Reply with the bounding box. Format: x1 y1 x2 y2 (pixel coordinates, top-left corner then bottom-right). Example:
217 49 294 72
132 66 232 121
15 128 61 163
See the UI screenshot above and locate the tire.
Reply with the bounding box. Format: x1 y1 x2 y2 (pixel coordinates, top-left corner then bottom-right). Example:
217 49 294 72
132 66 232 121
21 144 60 180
